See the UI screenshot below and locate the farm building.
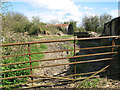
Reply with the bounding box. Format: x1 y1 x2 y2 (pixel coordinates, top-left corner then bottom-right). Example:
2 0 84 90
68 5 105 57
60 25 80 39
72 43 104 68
45 24 69 31
103 16 120 36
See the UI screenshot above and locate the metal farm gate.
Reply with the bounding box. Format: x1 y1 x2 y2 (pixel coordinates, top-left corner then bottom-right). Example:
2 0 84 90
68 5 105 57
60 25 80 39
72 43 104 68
0 36 120 89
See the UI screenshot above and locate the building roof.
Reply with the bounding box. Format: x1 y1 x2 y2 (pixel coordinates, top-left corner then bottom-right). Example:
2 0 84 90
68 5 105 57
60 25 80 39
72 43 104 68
105 16 120 25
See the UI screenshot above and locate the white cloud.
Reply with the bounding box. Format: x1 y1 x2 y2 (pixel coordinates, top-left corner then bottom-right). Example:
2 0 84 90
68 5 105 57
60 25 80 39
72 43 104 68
82 11 96 17
10 0 119 2
10 0 110 25
84 7 93 10
71 0 119 2
103 8 108 10
24 10 74 23
28 0 82 17
109 9 118 18
20 0 83 24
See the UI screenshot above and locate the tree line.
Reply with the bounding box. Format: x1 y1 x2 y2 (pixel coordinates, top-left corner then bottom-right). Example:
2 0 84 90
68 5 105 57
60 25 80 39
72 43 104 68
68 14 112 35
1 0 113 36
2 12 113 37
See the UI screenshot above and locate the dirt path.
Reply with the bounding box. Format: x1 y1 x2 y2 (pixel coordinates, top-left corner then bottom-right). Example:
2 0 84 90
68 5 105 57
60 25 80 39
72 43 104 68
30 37 120 89
31 40 80 88
34 42 73 77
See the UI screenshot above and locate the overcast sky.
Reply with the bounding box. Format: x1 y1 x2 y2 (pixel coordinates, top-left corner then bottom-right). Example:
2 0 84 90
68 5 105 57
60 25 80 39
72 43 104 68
9 0 119 26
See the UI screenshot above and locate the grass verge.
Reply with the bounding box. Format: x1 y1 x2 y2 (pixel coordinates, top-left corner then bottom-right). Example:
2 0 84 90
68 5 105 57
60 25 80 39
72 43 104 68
1 44 47 89
34 35 73 39
79 78 100 88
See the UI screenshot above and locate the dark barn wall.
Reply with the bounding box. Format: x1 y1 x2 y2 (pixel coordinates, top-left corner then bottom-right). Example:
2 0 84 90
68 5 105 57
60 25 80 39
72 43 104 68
103 17 120 80
103 16 120 36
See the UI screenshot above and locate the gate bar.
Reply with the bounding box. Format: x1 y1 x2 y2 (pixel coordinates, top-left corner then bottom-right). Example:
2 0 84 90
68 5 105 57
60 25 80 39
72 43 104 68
1 45 119 58
0 70 105 80
0 52 117 67
78 65 110 88
0 57 113 74
0 36 119 47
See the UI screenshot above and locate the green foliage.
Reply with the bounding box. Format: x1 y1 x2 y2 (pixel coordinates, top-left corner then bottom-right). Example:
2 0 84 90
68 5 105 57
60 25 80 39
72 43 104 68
3 12 29 33
68 21 78 34
64 21 69 24
1 27 47 89
2 11 63 36
2 43 47 89
62 44 74 55
82 14 112 33
28 24 40 35
99 14 113 29
2 12 42 35
79 78 100 88
40 25 60 34
83 16 99 32
79 27 86 32
32 16 40 26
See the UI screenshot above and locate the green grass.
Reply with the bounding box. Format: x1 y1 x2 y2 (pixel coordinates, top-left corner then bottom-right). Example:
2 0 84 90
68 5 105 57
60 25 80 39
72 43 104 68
61 35 73 38
61 44 87 74
34 35 73 39
61 44 74 55
79 78 100 88
31 44 47 62
1 43 47 89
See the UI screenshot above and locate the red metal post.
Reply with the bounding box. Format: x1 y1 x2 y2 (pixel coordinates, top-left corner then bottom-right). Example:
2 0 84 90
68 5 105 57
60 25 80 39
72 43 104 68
112 39 115 52
107 38 115 80
74 33 76 79
28 44 33 85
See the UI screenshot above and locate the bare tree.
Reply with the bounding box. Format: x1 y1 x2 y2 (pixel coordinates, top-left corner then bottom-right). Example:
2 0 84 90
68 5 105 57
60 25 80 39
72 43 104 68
32 16 40 25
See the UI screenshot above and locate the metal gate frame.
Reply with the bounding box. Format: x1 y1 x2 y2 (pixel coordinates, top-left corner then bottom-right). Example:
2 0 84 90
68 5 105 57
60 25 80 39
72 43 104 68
0 36 120 89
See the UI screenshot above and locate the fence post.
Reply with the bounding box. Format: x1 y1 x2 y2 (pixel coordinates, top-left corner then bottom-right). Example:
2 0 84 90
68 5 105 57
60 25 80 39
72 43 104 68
28 44 33 85
74 32 76 79
107 38 115 80
112 38 115 52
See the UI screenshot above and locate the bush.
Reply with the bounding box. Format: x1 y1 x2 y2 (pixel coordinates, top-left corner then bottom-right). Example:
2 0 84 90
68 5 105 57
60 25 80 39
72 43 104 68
28 24 40 35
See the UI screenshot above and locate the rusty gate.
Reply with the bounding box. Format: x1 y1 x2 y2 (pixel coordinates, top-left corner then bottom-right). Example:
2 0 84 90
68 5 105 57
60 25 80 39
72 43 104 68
0 36 120 89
